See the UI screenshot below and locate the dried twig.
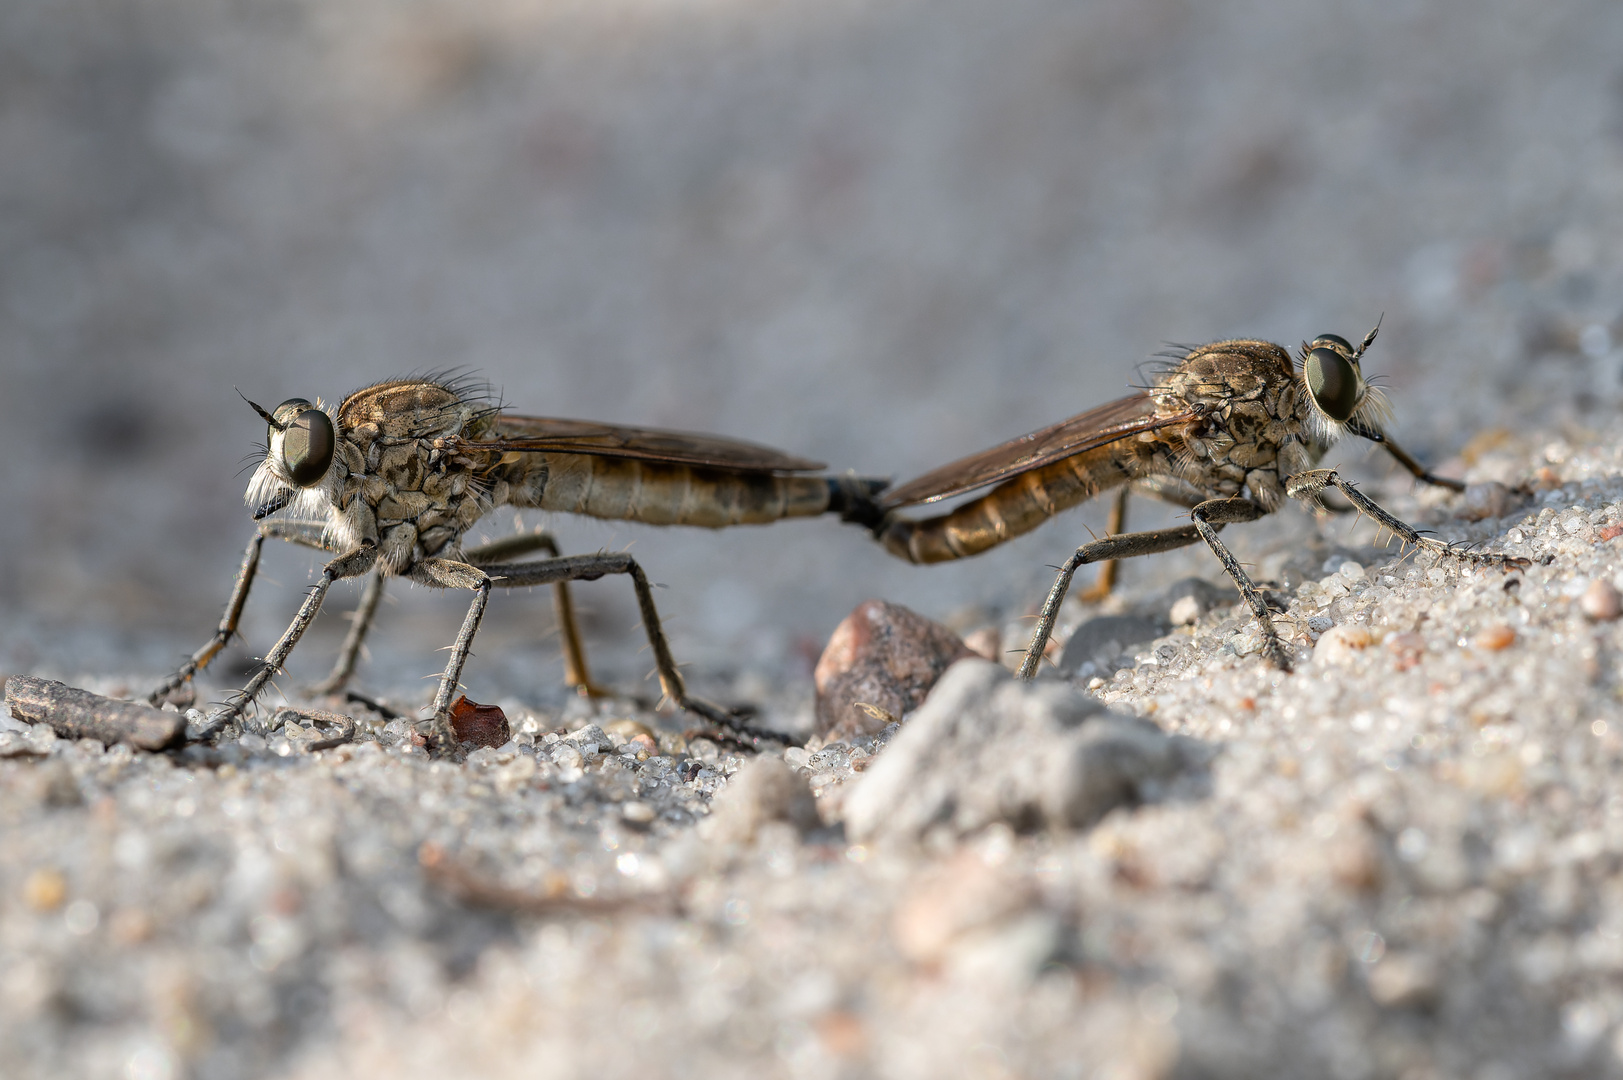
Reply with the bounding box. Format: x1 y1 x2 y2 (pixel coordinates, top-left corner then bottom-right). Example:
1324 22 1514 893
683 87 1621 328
5 676 186 751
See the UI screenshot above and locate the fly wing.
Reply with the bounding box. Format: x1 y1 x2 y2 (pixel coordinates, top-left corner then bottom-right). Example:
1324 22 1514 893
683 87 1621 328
882 394 1201 508
459 414 826 473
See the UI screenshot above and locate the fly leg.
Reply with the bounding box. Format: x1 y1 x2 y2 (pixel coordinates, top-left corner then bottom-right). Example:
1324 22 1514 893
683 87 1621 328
1183 498 1291 671
485 554 797 749
1286 470 1530 570
149 522 334 707
1348 422 1467 493
406 558 495 750
195 544 379 741
1075 487 1130 604
1018 497 1256 677
309 568 385 695
463 532 617 701
1019 498 1280 676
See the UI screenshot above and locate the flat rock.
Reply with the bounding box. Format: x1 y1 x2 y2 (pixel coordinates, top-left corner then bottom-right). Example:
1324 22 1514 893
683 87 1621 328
844 660 1206 841
814 599 974 742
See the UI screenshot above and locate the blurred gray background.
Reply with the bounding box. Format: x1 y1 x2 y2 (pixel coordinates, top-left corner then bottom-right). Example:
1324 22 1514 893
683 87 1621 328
4 0 1623 703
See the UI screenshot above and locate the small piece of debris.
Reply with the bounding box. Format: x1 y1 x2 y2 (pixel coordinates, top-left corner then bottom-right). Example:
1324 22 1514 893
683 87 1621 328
449 696 511 749
1473 624 1517 651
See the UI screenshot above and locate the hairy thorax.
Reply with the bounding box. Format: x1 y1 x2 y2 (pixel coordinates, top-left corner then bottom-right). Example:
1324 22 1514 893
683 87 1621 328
326 382 506 574
1151 339 1326 512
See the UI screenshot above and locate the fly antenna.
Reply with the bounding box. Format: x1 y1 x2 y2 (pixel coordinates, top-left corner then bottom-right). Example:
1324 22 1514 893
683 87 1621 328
238 389 283 430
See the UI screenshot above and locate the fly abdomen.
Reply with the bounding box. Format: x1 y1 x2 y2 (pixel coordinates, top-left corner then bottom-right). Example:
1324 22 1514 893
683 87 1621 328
523 454 834 527
881 444 1135 564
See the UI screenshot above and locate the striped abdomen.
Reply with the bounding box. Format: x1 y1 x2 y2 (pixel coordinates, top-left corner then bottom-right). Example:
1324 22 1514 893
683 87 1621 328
512 453 837 527
880 443 1139 564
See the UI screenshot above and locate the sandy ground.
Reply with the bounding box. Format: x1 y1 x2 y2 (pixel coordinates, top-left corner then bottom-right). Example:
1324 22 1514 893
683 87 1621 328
5 0 1623 1077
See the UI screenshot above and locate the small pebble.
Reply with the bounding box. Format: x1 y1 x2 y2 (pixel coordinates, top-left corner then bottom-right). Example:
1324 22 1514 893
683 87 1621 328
1459 481 1511 522
1169 595 1203 626
23 868 66 912
961 626 1001 661
1579 579 1622 621
1314 625 1374 666
814 600 974 742
1473 624 1517 651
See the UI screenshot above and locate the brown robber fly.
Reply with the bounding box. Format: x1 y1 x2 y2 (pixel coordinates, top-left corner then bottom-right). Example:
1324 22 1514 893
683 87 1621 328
150 375 884 746
870 326 1525 674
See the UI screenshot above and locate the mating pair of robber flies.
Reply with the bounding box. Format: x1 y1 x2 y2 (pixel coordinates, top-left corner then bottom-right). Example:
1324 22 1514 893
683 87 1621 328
150 323 1523 748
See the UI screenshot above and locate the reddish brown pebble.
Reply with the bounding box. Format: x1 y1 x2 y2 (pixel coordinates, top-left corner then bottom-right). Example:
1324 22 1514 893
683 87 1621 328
448 695 510 748
1472 624 1517 651
1580 579 1623 621
814 600 974 741
960 626 1001 661
1600 524 1623 542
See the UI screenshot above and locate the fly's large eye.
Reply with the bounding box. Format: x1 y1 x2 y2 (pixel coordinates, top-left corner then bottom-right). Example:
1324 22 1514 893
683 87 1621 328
272 398 315 428
280 406 335 487
1304 346 1362 423
1310 333 1354 354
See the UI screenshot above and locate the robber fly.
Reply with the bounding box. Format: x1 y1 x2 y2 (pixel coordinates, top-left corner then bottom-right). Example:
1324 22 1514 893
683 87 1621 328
150 375 883 746
870 326 1525 674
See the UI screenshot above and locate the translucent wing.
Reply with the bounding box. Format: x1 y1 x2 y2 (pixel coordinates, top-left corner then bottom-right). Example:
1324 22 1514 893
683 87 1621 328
456 414 826 473
882 394 1203 507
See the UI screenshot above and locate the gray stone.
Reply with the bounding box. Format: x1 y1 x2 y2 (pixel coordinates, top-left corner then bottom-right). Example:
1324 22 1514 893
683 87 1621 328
844 660 1203 841
1058 615 1163 672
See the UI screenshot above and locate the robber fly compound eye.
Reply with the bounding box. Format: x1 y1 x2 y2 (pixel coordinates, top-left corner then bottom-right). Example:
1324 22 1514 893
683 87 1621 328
271 398 316 428
1309 333 1355 355
1304 346 1363 423
277 404 336 487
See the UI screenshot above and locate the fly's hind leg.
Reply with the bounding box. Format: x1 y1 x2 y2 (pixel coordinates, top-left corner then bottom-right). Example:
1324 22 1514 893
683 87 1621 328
463 532 617 701
1018 498 1280 678
487 554 797 749
1075 487 1130 604
149 522 333 708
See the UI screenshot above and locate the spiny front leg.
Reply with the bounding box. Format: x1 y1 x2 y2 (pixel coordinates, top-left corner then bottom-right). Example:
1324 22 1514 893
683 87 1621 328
149 532 266 706
1286 469 1530 571
152 520 340 708
196 544 379 741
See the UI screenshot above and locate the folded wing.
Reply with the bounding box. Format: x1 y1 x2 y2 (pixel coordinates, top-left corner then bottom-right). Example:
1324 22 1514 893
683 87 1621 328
455 414 826 473
882 393 1202 507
